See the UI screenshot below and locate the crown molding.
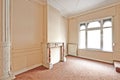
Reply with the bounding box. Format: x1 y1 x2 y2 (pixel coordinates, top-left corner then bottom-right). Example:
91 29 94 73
47 0 68 17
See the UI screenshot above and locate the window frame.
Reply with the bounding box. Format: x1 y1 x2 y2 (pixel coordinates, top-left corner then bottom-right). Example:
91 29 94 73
78 17 113 52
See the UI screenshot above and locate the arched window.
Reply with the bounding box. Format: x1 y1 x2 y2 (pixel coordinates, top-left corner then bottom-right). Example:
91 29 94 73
79 18 113 52
80 24 86 30
79 23 86 49
103 19 112 52
87 21 101 49
103 20 112 27
88 21 100 28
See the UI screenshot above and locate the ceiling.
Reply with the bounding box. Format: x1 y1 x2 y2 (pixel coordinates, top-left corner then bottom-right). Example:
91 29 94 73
47 0 120 17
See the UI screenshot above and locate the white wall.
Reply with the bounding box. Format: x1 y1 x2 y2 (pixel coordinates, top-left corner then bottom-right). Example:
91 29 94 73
47 5 68 43
47 5 68 64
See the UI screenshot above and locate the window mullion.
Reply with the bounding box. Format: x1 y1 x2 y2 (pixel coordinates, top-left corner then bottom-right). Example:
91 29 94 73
86 23 88 49
101 20 103 50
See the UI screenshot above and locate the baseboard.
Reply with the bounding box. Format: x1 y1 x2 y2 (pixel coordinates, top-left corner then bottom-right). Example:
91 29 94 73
67 55 113 64
43 64 49 68
43 62 58 69
14 64 42 76
67 54 77 57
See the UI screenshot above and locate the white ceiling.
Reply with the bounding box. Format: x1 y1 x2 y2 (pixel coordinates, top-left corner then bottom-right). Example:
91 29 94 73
47 0 120 17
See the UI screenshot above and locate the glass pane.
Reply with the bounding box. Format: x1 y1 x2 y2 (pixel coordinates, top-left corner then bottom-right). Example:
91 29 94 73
87 30 101 49
79 31 86 49
80 25 86 30
103 20 112 27
103 28 112 52
88 21 100 28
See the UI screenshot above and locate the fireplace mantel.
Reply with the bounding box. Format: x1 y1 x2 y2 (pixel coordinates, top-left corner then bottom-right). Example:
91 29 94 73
47 42 65 69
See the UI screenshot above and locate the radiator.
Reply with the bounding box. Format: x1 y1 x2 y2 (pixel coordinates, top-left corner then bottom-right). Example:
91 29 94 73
68 43 78 56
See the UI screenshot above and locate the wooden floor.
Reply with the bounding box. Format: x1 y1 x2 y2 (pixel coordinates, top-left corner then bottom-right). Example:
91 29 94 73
15 56 120 80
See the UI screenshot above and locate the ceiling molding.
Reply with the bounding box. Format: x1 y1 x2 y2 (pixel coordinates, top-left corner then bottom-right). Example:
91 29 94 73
68 1 120 18
48 0 68 15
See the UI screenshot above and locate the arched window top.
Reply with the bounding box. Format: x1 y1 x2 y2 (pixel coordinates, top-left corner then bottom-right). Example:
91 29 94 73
103 20 112 27
88 21 100 28
80 24 86 30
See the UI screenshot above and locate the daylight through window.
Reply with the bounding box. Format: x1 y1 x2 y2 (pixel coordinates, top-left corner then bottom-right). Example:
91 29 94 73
79 17 113 52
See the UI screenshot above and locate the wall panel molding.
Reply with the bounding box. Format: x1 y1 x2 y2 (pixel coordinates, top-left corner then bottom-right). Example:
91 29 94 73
13 64 42 75
12 47 41 53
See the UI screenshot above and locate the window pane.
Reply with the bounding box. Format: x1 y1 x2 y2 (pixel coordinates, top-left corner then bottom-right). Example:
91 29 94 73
79 31 85 49
88 21 100 28
80 25 86 30
87 30 101 49
103 28 112 52
103 20 112 27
